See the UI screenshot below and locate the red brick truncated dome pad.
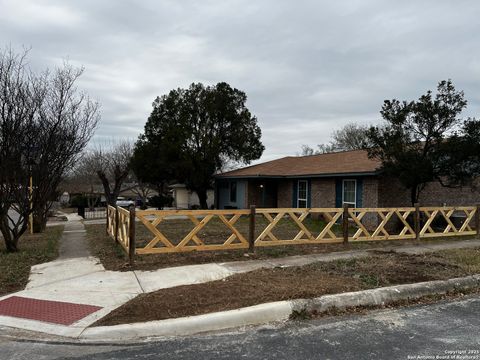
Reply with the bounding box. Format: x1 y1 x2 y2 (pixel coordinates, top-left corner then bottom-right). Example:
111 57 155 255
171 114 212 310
0 296 102 325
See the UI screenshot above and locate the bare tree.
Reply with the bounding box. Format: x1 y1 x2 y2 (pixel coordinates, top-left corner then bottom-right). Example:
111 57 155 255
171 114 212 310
32 63 99 231
130 176 154 209
332 123 371 151
0 47 99 251
79 141 134 206
0 48 39 251
299 123 372 155
69 154 103 210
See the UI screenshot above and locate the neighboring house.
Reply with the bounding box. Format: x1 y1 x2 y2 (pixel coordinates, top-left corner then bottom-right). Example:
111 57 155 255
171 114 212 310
62 182 158 207
214 149 480 210
170 184 215 209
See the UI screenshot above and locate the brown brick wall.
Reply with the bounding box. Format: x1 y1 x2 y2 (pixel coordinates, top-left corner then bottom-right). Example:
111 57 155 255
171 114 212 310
361 177 379 229
379 176 480 207
419 181 480 206
378 176 411 207
277 180 293 208
310 179 336 207
362 177 379 207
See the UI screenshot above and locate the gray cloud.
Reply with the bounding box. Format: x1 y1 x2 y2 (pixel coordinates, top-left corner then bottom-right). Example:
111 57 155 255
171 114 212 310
1 0 479 162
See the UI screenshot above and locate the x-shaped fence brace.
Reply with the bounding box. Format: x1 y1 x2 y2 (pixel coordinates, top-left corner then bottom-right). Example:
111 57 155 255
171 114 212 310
348 208 416 241
116 207 131 252
109 206 478 255
255 208 343 246
419 207 477 237
135 210 251 254
107 205 116 238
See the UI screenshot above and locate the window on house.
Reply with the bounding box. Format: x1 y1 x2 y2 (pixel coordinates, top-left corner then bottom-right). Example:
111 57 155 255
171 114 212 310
297 180 308 208
229 181 237 202
342 179 356 207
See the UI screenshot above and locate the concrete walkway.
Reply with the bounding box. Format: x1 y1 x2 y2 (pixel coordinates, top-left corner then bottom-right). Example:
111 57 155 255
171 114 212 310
0 215 479 339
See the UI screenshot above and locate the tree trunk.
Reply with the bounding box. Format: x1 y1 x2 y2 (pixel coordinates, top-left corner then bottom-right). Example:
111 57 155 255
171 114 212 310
140 193 148 210
410 186 418 206
33 212 47 233
196 189 208 209
97 168 129 207
0 217 19 252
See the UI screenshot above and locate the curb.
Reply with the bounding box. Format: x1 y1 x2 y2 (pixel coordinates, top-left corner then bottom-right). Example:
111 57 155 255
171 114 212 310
79 274 480 341
79 301 293 341
291 275 480 313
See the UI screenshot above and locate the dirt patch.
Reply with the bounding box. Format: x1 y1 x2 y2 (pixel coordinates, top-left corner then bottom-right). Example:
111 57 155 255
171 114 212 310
314 250 466 287
94 251 469 326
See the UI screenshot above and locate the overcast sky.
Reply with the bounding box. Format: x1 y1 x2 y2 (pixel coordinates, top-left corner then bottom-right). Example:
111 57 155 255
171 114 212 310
1 0 479 162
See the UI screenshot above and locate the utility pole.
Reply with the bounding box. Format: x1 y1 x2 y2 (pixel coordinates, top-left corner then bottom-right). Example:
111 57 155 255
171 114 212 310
29 173 33 234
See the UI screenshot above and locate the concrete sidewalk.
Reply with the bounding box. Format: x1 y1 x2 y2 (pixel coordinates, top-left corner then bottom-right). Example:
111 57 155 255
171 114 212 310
0 215 479 339
0 216 235 337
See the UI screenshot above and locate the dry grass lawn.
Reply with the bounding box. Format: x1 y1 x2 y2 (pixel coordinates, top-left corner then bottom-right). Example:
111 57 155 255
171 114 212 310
0 226 63 296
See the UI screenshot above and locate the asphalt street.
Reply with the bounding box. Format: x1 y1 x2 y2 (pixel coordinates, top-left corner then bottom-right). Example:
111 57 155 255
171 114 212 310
1 294 480 360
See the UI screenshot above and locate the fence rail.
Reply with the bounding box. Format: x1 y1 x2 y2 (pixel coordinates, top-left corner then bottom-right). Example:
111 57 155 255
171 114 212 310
105 205 480 261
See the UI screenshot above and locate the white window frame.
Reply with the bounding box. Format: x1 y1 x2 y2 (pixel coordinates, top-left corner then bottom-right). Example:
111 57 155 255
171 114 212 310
297 180 308 208
342 179 357 208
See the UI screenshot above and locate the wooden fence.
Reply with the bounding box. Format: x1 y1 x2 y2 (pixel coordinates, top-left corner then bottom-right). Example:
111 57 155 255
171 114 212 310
106 205 480 261
106 205 135 264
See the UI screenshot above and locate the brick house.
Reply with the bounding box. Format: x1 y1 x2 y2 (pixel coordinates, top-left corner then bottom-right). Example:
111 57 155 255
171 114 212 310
214 149 480 210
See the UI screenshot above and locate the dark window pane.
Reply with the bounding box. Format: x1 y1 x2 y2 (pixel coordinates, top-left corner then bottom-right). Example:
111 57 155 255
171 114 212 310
230 182 237 202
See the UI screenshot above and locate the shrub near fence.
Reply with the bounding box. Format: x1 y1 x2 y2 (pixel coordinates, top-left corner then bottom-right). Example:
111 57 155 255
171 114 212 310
106 205 480 263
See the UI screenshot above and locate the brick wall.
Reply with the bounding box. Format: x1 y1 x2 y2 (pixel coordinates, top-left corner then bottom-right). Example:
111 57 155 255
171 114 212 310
362 177 379 207
379 176 480 207
310 179 336 207
361 177 380 229
419 181 480 206
277 180 293 208
378 176 411 208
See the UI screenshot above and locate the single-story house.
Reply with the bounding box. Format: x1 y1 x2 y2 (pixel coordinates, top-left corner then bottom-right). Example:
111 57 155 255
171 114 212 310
170 184 215 209
214 149 480 210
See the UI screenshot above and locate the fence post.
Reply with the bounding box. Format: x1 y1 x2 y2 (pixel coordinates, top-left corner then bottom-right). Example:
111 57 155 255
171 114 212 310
248 205 256 253
129 206 136 266
476 204 480 236
342 204 349 245
106 206 109 235
414 203 420 242
114 206 119 243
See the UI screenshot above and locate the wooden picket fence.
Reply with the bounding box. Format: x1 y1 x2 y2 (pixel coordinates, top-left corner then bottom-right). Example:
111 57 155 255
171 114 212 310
106 205 480 262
